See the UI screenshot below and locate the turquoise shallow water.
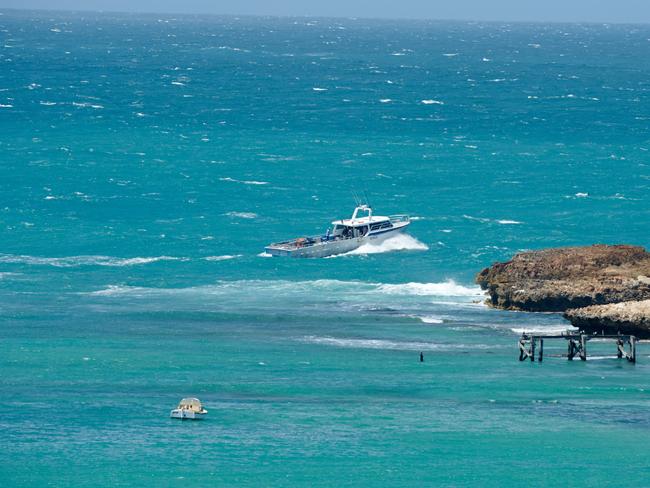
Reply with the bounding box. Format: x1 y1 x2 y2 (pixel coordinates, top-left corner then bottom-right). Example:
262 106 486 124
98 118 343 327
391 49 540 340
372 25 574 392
1 9 650 486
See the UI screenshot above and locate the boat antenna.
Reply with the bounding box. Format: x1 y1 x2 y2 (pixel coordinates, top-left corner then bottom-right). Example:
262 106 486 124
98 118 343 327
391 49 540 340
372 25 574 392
363 189 371 209
351 190 361 207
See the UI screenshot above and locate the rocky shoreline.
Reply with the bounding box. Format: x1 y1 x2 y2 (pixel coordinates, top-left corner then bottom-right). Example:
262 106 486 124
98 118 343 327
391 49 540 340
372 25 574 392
564 300 650 337
476 245 650 338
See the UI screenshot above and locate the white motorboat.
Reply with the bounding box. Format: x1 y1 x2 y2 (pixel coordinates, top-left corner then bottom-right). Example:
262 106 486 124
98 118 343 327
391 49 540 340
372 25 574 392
170 397 208 420
265 205 410 258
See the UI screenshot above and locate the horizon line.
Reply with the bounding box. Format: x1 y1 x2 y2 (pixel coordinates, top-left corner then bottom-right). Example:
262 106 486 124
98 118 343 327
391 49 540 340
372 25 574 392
2 7 650 27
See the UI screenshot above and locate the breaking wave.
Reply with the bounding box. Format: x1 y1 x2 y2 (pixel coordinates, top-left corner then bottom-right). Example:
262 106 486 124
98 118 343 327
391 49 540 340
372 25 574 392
377 281 482 297
87 279 481 298
415 315 444 324
300 336 497 351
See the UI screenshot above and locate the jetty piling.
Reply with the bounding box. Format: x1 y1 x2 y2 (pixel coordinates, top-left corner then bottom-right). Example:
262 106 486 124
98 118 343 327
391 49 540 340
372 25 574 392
518 332 637 363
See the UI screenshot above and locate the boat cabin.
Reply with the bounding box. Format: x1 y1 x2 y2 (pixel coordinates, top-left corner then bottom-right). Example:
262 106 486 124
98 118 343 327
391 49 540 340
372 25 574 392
176 397 207 414
329 205 394 239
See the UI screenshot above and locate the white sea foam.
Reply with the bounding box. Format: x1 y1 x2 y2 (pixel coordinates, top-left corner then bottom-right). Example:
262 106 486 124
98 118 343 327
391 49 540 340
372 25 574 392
312 87 328 91
225 211 258 219
300 335 494 351
379 98 393 103
575 192 589 198
257 252 273 258
421 99 444 105
497 219 522 225
340 233 428 256
204 255 242 261
510 325 577 335
0 254 184 267
0 104 13 108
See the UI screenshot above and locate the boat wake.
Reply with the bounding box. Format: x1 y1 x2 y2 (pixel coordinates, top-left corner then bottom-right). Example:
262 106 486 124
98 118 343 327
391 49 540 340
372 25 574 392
334 233 428 257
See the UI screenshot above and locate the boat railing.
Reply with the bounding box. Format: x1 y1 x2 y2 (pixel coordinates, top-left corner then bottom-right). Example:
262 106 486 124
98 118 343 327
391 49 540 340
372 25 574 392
389 214 410 224
268 232 357 250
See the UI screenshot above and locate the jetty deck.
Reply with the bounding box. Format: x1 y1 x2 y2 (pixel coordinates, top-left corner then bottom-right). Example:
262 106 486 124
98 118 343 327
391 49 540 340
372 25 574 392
518 332 637 363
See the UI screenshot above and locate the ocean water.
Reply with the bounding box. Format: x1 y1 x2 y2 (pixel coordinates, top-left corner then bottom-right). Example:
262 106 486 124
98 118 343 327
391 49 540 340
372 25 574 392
1 9 650 486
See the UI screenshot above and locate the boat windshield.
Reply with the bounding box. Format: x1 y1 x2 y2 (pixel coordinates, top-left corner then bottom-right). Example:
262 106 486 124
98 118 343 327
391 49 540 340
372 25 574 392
330 224 368 238
178 398 203 411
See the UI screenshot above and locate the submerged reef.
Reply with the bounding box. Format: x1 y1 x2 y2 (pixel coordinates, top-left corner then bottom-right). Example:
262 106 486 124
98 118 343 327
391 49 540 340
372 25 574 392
476 245 650 337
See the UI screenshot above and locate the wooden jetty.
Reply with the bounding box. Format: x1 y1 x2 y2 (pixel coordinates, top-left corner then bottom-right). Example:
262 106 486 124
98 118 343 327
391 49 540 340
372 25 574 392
518 332 637 363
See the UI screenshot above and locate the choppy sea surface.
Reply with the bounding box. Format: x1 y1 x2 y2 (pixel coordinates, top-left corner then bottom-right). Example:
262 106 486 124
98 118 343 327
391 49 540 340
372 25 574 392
1 9 650 486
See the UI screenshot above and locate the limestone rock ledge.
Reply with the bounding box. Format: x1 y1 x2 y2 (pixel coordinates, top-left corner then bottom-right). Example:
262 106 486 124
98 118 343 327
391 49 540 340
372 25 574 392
564 300 650 338
476 245 650 312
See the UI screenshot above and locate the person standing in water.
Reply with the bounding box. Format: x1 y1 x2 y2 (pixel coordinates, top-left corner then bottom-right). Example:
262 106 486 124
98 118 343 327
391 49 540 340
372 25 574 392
420 352 424 362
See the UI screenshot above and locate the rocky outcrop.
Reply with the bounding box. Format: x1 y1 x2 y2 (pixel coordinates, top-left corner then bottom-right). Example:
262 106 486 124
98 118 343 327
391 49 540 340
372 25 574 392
476 245 650 312
564 300 650 338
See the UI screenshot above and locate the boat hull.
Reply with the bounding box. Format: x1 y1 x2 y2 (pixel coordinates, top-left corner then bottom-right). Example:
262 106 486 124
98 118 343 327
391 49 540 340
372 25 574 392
265 222 409 258
170 409 207 420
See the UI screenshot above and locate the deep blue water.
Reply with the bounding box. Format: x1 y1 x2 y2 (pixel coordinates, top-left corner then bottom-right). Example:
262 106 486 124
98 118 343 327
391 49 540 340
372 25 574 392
1 9 649 486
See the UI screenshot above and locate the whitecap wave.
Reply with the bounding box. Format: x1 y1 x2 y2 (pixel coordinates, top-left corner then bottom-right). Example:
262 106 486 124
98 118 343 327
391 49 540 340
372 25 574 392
220 177 268 185
463 214 491 223
225 211 258 219
0 254 184 267
339 233 428 256
204 254 242 261
497 219 522 225
416 315 444 324
421 99 444 105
